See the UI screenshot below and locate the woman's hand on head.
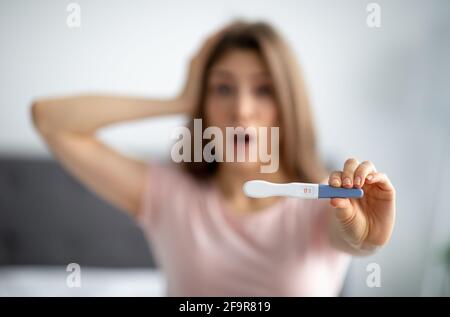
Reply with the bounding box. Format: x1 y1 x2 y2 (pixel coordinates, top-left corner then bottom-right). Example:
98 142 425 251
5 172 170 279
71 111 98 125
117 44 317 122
327 158 396 253
177 30 225 116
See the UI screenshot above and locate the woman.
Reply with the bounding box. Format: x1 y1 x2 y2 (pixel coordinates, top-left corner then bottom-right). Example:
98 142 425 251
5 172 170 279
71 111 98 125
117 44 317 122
31 21 396 296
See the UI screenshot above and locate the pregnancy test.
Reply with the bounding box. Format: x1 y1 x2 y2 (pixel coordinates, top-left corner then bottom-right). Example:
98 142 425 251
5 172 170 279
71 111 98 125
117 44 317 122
243 180 364 199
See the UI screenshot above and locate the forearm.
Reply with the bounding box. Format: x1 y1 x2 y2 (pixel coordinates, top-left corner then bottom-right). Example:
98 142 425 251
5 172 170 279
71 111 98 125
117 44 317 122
32 94 185 135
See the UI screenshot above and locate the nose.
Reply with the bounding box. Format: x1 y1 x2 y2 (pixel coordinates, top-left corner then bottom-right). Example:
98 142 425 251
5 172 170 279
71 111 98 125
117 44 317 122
232 90 256 124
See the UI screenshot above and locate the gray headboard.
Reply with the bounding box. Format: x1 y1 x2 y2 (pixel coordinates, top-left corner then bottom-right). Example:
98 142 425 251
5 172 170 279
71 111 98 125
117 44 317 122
0 156 155 268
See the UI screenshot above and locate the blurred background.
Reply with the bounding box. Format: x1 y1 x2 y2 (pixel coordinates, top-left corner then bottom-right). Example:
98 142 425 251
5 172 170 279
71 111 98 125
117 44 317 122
0 0 449 296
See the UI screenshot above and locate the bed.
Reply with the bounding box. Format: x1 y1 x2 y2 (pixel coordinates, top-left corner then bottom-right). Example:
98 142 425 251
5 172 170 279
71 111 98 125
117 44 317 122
0 157 164 296
0 266 165 297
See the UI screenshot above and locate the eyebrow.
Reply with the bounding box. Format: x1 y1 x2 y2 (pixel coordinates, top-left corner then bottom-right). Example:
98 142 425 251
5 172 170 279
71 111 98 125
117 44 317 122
209 68 272 80
209 69 233 78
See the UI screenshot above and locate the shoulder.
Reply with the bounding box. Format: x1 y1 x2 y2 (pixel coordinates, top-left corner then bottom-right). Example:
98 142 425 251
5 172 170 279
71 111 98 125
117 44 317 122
136 161 206 228
150 162 202 188
142 161 207 203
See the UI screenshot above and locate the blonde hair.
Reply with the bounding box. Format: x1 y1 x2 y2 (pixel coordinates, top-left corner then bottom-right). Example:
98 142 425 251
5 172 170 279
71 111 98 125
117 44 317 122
183 20 327 183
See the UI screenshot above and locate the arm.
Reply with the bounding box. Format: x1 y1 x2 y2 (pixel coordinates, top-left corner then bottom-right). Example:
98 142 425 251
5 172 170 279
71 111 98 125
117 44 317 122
31 29 222 217
323 158 396 256
32 95 186 217
32 95 187 135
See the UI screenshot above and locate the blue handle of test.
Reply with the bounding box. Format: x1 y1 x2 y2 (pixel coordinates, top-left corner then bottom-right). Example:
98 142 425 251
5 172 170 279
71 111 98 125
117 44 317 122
318 185 364 199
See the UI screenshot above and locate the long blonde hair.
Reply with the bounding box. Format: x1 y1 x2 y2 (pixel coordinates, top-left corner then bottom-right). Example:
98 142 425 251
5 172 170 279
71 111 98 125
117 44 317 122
182 20 327 183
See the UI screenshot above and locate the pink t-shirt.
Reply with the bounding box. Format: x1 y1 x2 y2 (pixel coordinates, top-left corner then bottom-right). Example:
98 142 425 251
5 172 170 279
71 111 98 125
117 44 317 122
136 163 350 296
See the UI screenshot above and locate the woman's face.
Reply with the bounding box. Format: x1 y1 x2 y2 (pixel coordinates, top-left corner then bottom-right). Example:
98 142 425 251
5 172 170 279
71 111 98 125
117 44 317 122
204 49 280 172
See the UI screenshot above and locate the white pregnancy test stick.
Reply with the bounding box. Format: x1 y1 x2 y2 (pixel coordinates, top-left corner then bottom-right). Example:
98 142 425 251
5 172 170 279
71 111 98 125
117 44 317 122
243 180 364 199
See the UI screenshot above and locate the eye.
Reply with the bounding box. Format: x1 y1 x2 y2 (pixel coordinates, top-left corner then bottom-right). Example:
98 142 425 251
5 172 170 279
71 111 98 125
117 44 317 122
215 84 233 96
255 85 273 97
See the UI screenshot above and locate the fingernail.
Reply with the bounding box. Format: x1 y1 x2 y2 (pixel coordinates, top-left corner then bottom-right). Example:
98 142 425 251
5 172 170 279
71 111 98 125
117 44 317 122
332 179 340 186
354 176 361 186
343 177 351 186
367 174 373 181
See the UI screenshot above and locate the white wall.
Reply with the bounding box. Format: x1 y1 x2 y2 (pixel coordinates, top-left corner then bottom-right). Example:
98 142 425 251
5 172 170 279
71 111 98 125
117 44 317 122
1 0 449 296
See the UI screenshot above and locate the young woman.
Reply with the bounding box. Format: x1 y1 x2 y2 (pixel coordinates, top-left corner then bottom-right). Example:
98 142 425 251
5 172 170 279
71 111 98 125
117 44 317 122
31 21 396 296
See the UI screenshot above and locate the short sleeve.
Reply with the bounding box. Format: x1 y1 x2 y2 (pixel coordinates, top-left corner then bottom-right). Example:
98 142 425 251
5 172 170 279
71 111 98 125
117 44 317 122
134 162 197 233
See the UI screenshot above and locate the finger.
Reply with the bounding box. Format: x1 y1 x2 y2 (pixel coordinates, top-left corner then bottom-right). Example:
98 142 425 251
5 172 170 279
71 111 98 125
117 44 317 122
200 28 227 55
328 171 342 187
353 160 377 188
342 158 359 188
365 172 395 192
329 198 354 222
194 34 220 62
